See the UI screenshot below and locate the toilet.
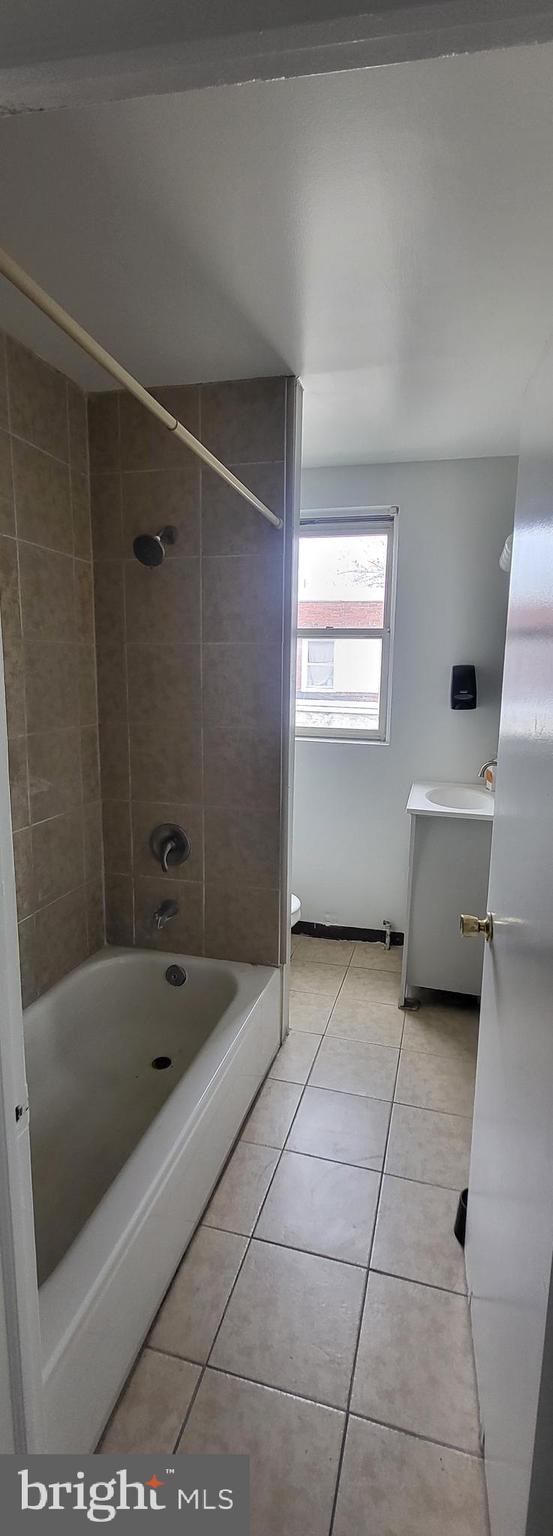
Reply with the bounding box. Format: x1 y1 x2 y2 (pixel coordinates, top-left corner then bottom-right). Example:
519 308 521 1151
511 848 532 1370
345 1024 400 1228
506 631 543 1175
291 893 302 928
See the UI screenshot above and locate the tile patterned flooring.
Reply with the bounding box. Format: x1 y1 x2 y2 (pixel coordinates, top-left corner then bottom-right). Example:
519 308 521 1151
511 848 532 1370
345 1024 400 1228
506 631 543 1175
100 935 488 1536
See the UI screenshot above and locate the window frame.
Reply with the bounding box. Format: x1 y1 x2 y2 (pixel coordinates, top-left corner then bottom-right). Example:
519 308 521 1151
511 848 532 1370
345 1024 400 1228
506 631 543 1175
295 507 398 744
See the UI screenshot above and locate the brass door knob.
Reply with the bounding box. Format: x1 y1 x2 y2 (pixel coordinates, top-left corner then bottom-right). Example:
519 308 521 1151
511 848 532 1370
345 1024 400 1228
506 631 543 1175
460 913 493 942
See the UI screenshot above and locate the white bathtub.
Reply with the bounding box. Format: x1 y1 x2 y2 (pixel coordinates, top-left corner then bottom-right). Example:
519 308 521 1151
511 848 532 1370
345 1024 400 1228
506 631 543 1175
23 946 281 1453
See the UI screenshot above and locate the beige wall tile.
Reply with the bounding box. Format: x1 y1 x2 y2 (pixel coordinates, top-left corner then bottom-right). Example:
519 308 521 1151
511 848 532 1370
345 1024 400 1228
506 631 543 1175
0 428 15 535
33 887 88 997
75 559 95 647
67 382 88 476
202 461 284 557
18 915 37 1007
133 876 204 953
202 553 283 643
71 472 92 560
124 557 200 645
78 645 98 726
83 801 104 882
13 826 34 919
28 727 82 822
87 393 120 471
12 438 72 552
205 883 279 966
4 642 26 739
81 726 101 801
122 465 200 556
24 641 79 732
7 337 68 461
131 800 203 883
90 472 123 558
8 738 29 830
99 718 130 799
86 876 105 953
102 799 131 874
119 385 199 470
130 721 202 804
96 642 128 727
0 336 7 430
0 533 22 651
105 872 133 945
19 543 75 644
203 641 282 810
94 558 124 645
201 378 286 462
205 805 279 891
31 808 84 908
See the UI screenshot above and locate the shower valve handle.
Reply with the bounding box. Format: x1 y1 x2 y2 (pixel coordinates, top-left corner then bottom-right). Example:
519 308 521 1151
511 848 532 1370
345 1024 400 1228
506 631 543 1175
150 823 191 872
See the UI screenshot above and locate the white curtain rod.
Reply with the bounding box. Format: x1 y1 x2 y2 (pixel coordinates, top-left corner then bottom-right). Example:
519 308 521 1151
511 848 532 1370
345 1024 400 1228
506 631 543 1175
0 244 283 530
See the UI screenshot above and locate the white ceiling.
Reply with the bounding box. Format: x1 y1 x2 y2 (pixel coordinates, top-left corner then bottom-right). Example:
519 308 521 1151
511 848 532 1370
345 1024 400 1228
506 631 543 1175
0 42 552 465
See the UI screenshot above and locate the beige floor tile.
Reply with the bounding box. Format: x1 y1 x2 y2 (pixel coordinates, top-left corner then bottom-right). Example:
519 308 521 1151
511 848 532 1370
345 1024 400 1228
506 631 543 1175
396 1047 476 1117
287 1086 390 1171
269 1030 322 1084
178 1370 344 1536
351 1272 480 1452
100 1349 200 1453
255 1150 380 1265
372 1175 467 1293
351 942 403 972
403 1006 479 1059
204 1141 280 1236
148 1226 248 1362
289 993 333 1034
333 1418 489 1536
340 966 401 1008
290 963 346 1004
293 935 356 965
328 998 404 1047
211 1239 364 1407
310 1035 398 1101
242 1078 303 1148
385 1104 472 1189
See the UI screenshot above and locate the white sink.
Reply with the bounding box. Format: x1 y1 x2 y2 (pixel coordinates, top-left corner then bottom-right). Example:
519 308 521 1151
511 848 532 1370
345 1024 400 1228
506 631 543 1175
407 781 494 820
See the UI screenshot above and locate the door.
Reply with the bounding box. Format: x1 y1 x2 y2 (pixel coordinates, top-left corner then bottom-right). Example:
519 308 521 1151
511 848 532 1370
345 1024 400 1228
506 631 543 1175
466 338 553 1536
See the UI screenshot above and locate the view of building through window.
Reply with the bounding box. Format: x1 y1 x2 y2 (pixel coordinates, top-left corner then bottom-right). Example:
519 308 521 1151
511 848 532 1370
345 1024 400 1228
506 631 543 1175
296 523 393 737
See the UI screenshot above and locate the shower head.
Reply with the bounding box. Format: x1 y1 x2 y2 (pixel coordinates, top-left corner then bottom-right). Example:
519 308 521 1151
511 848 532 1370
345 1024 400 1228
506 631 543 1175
133 525 177 567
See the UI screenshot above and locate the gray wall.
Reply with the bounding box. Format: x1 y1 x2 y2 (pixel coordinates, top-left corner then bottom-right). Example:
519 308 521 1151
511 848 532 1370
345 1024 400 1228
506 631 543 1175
293 456 517 931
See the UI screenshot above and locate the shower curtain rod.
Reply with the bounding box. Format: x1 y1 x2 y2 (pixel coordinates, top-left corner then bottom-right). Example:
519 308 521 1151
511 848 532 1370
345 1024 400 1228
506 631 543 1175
0 245 283 529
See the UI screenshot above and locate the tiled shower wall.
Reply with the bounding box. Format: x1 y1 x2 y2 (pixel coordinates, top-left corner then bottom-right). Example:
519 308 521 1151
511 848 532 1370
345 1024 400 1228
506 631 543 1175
0 334 104 1007
89 376 296 967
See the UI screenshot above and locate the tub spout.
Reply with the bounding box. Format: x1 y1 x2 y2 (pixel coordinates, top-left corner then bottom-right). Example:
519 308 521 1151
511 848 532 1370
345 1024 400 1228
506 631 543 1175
153 899 179 931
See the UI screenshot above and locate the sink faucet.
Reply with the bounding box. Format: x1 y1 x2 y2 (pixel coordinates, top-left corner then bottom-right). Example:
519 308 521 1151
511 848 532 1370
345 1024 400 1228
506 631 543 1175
478 758 497 779
153 899 179 931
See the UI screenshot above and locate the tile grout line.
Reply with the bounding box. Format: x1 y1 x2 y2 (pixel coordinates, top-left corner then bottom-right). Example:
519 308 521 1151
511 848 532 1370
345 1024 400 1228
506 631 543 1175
328 996 406 1536
170 962 350 1453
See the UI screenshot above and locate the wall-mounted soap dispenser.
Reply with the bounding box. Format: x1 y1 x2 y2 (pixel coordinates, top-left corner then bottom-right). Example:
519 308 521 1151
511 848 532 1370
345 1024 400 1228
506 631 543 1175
451 664 477 710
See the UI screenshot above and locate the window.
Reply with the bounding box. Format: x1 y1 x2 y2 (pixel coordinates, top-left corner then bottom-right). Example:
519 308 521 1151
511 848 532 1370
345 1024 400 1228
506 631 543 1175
295 511 397 741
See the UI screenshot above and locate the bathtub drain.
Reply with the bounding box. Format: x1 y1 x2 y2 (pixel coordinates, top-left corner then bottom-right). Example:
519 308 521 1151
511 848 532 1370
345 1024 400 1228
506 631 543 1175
151 1056 172 1070
165 964 187 986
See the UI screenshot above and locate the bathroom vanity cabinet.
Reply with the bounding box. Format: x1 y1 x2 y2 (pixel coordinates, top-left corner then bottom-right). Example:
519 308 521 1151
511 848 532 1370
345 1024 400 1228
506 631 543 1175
401 783 493 1003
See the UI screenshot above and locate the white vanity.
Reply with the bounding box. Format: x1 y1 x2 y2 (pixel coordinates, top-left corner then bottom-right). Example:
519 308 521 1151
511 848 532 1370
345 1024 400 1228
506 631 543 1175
401 782 494 1005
